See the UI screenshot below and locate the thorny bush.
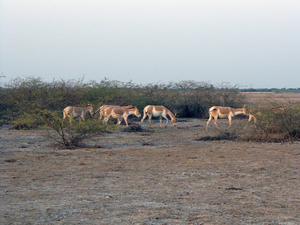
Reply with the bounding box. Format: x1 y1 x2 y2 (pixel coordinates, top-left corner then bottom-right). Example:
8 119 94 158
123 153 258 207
43 113 107 149
245 100 300 142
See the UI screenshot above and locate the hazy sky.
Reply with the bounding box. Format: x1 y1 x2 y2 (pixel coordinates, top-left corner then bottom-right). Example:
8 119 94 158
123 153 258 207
1 0 299 88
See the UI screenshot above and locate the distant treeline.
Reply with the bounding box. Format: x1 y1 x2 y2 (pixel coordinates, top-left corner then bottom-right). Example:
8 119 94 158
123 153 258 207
239 88 300 93
0 76 246 124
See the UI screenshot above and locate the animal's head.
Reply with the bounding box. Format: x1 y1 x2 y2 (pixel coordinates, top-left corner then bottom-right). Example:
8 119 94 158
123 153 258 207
87 105 94 115
172 113 177 126
134 106 141 118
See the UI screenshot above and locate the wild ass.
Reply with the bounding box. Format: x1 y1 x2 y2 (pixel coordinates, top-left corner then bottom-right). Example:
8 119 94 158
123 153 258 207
63 105 94 121
206 105 252 131
140 105 177 128
102 105 141 127
95 105 134 121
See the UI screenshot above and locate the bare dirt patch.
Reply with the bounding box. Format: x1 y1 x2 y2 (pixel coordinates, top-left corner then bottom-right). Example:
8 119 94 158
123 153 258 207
1 118 300 224
243 92 300 105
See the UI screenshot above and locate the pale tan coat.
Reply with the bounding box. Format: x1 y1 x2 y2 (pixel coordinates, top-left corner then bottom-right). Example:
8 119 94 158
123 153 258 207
95 105 134 121
102 105 141 127
63 105 94 121
140 105 177 128
206 106 251 131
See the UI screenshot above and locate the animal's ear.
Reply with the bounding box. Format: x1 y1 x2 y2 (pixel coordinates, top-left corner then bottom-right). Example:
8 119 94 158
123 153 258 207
175 113 177 117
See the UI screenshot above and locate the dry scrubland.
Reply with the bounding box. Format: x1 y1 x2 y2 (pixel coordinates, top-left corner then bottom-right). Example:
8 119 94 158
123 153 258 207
243 92 300 104
1 93 300 224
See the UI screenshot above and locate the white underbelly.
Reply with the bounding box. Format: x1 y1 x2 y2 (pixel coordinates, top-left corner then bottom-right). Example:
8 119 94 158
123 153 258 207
71 112 82 117
218 114 228 118
152 111 162 117
112 113 124 118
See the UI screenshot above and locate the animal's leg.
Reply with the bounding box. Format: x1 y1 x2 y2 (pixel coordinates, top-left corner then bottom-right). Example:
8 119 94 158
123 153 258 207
99 107 107 120
116 118 122 125
159 116 162 127
124 117 129 127
245 114 257 129
162 115 169 128
226 116 232 129
148 115 153 128
249 114 257 123
103 115 110 124
206 114 213 131
68 116 72 125
213 116 220 130
140 112 148 125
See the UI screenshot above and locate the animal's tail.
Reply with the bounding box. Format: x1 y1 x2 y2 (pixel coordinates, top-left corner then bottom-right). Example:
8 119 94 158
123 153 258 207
209 106 218 112
143 107 148 115
94 105 107 114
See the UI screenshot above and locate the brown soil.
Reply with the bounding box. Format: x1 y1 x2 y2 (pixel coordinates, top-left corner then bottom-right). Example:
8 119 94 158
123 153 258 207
1 117 300 224
243 92 300 105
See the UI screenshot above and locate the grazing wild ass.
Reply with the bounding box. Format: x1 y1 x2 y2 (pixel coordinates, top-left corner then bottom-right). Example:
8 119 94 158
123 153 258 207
63 105 94 121
140 105 177 128
206 105 252 131
102 105 141 127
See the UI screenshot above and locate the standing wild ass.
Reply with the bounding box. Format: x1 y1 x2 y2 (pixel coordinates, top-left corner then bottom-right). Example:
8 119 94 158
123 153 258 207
102 105 141 127
140 105 177 128
95 105 134 121
63 105 94 121
206 105 252 131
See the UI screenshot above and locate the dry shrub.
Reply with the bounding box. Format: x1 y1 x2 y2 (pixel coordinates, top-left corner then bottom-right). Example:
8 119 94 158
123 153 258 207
12 113 40 130
42 113 107 149
245 100 300 142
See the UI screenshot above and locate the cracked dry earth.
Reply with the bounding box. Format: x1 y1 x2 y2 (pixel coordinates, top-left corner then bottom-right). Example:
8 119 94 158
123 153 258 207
1 118 300 224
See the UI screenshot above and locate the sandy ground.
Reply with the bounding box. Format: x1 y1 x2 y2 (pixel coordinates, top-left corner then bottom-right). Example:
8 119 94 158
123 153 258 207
243 92 300 105
1 118 300 224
